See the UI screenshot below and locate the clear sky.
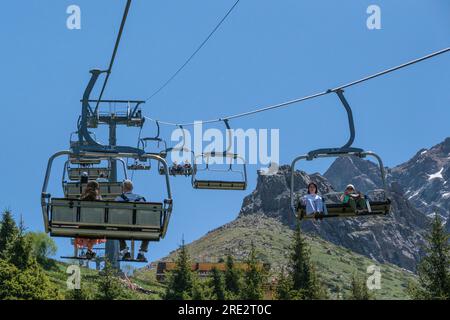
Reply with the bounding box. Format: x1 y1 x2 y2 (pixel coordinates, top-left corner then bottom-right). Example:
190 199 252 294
0 0 449 264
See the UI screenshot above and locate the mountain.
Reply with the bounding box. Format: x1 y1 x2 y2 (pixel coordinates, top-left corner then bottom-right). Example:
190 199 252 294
161 214 416 299
151 138 450 299
240 164 428 271
390 137 450 220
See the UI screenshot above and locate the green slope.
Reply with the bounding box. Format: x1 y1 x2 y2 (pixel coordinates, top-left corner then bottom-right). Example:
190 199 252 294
43 260 166 300
161 214 416 300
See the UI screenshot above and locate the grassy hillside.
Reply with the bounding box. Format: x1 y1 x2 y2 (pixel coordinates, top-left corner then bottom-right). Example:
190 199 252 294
160 214 416 300
43 260 166 300
42 214 418 299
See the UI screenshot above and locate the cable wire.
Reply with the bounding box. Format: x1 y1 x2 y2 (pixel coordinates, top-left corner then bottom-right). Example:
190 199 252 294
145 0 241 102
95 0 132 113
144 46 450 127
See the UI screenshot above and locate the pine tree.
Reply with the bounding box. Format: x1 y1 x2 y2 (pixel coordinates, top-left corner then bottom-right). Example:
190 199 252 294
210 267 226 300
290 220 326 299
66 285 93 300
0 258 61 300
0 210 19 258
348 272 372 300
96 261 127 300
8 234 33 270
164 240 195 300
0 212 61 300
409 214 450 300
192 280 210 300
241 243 267 300
275 267 292 300
224 254 241 298
7 218 33 270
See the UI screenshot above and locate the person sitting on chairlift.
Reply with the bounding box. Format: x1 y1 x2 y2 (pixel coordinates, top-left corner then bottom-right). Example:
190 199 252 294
341 184 367 213
301 182 324 218
170 161 178 175
80 171 89 184
96 172 108 183
75 181 106 259
115 180 149 263
183 160 192 176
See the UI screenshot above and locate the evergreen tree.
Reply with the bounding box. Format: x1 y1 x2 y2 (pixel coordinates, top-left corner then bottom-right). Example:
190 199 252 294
224 253 241 298
241 243 267 300
192 280 210 300
209 267 226 300
275 267 292 300
66 285 93 300
348 272 372 300
0 259 61 300
0 212 61 300
7 231 36 270
409 214 450 300
164 240 195 300
96 261 127 300
0 210 19 258
290 220 326 299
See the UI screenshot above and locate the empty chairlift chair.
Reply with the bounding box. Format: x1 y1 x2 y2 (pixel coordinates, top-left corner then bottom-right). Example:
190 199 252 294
192 152 247 191
191 119 247 191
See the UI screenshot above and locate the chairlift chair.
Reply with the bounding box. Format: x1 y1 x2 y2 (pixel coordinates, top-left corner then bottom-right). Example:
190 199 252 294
69 132 102 165
127 162 151 171
159 147 195 177
191 119 247 190
291 150 391 220
42 151 173 243
192 152 247 190
289 89 391 220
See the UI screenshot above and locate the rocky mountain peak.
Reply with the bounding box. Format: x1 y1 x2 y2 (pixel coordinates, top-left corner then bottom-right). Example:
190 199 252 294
324 156 383 193
390 137 450 219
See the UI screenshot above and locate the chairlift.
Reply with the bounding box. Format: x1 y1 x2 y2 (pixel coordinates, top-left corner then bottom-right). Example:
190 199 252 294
138 121 168 158
69 132 101 165
290 89 391 219
158 147 195 177
42 151 173 243
127 162 151 171
42 70 173 244
191 120 247 190
157 125 194 177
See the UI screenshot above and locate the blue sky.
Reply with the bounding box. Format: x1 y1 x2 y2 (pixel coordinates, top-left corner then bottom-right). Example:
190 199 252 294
0 0 449 264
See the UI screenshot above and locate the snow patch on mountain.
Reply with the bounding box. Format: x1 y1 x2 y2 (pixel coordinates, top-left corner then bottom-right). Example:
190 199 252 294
428 168 444 180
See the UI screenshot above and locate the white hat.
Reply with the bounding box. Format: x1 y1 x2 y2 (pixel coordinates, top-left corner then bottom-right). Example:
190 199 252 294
346 184 355 190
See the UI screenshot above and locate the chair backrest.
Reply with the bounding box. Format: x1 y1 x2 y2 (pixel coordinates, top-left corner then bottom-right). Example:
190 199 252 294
68 167 111 181
69 156 101 165
50 198 164 240
64 182 123 200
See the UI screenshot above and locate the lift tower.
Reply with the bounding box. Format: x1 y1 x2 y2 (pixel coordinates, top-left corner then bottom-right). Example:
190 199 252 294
75 69 145 269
